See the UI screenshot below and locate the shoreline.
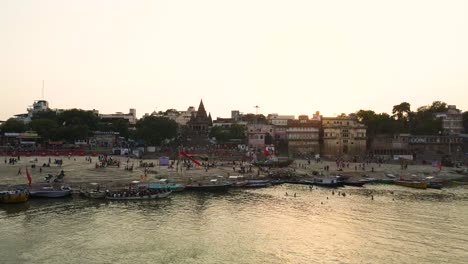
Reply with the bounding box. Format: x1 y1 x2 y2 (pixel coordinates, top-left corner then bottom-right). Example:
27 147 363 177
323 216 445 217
0 155 467 188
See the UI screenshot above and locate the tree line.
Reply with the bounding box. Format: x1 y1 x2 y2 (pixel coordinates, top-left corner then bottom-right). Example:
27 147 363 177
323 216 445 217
1 101 467 147
0 109 178 146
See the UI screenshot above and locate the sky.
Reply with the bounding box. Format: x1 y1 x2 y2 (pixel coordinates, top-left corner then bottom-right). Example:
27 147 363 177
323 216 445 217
1 0 467 121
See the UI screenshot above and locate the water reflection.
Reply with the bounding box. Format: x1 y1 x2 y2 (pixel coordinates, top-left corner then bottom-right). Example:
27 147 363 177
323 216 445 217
0 186 467 264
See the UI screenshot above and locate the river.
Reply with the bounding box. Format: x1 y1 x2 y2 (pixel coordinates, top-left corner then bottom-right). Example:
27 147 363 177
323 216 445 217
1 184 468 264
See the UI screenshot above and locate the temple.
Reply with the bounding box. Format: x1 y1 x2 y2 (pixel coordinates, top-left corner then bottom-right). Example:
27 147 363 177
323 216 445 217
185 99 213 145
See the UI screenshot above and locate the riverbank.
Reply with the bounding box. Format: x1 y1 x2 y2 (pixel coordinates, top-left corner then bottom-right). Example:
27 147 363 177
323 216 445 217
0 155 466 188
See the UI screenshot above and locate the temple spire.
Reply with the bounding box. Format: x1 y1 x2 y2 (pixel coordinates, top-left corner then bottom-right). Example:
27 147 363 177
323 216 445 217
197 99 207 118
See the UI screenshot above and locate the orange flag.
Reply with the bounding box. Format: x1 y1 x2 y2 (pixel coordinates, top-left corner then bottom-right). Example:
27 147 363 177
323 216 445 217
26 167 32 186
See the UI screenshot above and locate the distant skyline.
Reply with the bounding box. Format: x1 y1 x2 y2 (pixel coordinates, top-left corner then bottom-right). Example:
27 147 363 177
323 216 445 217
1 0 467 121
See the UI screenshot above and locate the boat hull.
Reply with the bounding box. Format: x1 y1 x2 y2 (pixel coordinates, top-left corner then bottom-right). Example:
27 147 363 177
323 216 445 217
106 191 171 200
314 182 344 188
0 192 29 204
395 181 427 189
30 190 71 198
148 184 185 192
185 184 231 191
343 181 367 187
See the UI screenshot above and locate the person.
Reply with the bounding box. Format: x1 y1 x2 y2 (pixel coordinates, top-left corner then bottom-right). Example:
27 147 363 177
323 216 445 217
17 168 22 175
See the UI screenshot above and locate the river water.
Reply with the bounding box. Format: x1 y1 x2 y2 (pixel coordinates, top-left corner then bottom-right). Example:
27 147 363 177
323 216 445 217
1 184 468 264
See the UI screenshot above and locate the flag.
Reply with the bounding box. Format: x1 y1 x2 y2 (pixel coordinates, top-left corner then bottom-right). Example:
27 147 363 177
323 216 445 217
26 167 32 186
179 152 202 166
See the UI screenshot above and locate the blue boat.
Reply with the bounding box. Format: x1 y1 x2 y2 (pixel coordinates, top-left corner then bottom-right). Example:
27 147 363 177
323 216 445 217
147 183 185 192
245 179 271 188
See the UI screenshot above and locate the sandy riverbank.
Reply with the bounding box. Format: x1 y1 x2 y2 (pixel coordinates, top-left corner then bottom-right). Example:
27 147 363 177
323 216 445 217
0 155 466 188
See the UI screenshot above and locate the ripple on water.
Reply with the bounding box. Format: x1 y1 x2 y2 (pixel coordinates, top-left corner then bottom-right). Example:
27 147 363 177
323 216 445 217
1 186 468 264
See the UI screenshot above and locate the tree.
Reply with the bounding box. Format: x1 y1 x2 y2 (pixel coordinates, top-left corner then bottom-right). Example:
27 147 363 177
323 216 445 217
57 109 99 131
241 114 267 124
229 123 246 140
29 119 59 141
136 116 178 145
209 126 229 143
392 102 411 121
31 110 58 121
0 118 26 133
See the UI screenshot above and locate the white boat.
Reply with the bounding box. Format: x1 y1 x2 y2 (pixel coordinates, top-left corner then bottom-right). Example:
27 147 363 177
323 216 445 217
106 191 171 200
30 186 72 198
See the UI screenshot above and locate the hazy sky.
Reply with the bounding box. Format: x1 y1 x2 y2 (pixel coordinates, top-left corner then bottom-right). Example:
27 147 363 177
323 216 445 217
1 0 467 121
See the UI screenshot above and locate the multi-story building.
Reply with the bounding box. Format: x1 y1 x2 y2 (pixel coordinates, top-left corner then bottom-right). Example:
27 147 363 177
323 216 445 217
247 124 274 150
435 105 463 135
322 116 367 158
267 114 295 142
286 115 320 157
99 108 137 125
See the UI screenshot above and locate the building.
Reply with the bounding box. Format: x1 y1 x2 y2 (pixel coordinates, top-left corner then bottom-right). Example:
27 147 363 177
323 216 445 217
267 114 295 142
435 105 463 135
175 107 197 126
369 134 412 159
14 100 51 123
99 108 137 125
247 124 274 150
185 100 213 145
322 116 367 158
408 135 463 160
286 115 320 157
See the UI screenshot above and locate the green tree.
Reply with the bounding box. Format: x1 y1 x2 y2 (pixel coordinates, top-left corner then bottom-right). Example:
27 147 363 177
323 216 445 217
409 101 446 135
0 118 26 133
241 114 267 124
57 109 99 131
209 126 229 143
29 119 59 141
229 123 246 140
392 102 411 121
136 116 178 145
31 110 58 121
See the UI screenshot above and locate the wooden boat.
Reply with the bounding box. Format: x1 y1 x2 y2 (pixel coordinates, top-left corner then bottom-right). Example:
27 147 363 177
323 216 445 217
270 179 285 185
395 180 427 189
245 179 271 188
343 180 367 187
147 179 185 192
427 181 444 189
29 186 72 198
252 158 293 168
365 178 396 184
228 176 248 187
185 179 231 191
313 177 344 188
106 190 171 200
0 190 29 204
